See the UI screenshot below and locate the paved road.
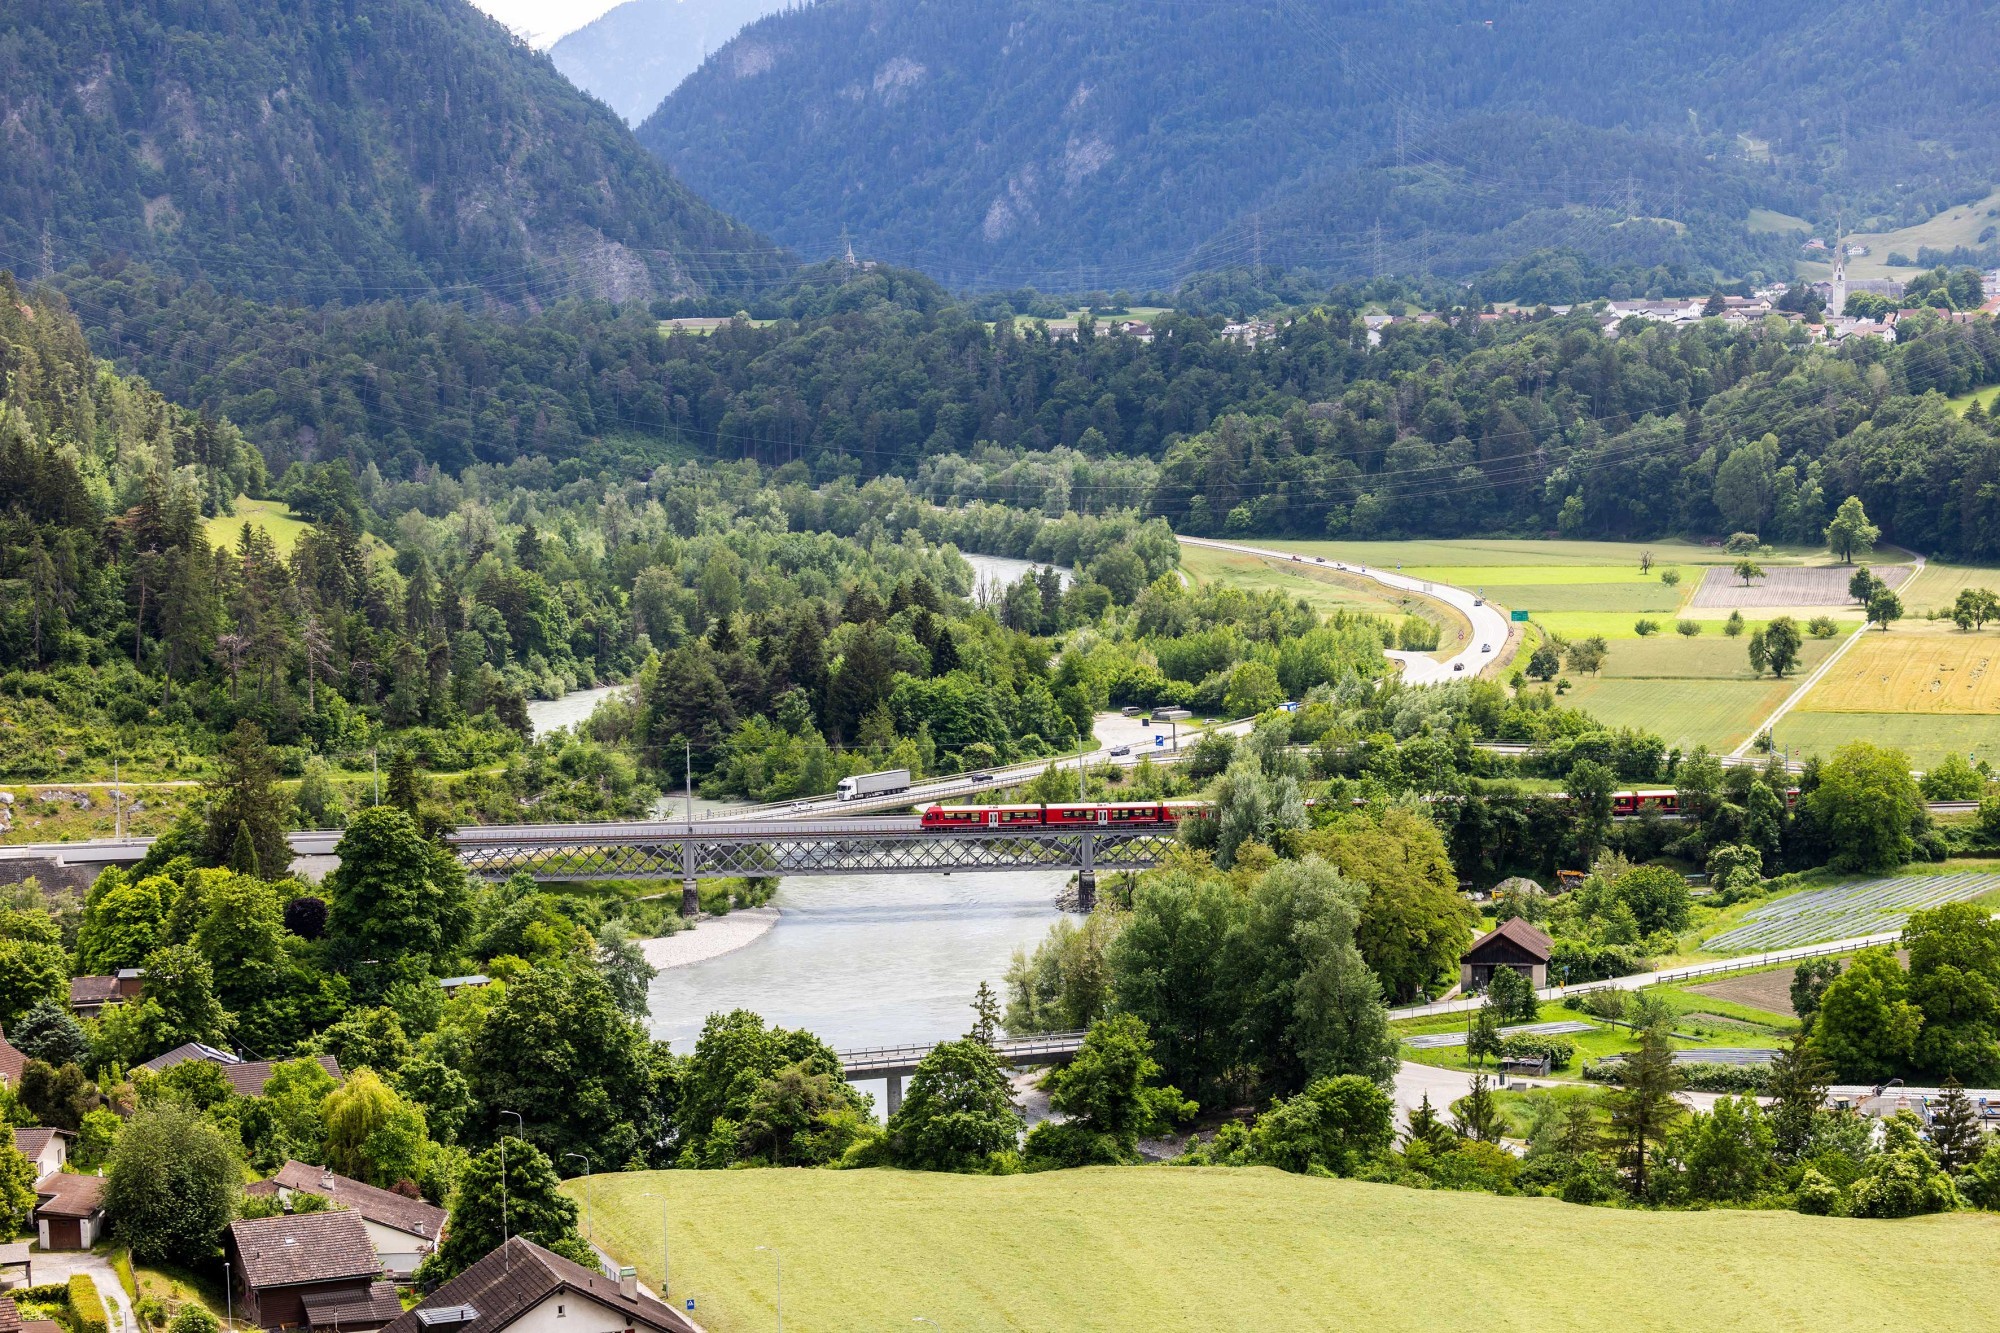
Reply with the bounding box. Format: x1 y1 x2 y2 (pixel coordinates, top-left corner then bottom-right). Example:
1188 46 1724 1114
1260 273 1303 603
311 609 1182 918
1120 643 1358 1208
1178 536 1513 683
1387 929 1906 1022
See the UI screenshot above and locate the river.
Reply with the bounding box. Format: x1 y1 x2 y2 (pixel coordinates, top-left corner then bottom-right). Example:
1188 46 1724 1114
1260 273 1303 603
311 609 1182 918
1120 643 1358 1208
646 870 1067 1100
962 552 1071 605
524 683 631 738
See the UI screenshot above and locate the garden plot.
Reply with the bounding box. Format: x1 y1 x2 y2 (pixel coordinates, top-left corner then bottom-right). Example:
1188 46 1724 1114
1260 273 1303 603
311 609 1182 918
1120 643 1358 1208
1702 872 2000 952
1403 1020 1593 1050
1672 1048 1778 1065
1688 564 1911 609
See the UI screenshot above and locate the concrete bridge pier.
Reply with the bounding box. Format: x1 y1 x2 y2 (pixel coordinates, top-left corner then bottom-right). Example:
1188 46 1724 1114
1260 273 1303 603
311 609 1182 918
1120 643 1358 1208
680 877 701 918
885 1074 903 1118
1076 871 1097 913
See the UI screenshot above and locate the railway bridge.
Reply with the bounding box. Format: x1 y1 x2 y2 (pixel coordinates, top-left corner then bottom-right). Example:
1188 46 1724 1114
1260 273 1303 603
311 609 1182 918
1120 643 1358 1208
0 817 1177 913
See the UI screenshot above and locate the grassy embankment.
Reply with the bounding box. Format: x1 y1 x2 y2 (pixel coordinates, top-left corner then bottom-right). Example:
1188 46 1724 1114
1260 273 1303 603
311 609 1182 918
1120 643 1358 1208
569 1166 2000 1330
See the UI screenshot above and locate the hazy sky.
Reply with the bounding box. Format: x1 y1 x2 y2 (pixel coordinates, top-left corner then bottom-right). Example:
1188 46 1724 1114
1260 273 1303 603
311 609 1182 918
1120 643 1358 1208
467 0 626 47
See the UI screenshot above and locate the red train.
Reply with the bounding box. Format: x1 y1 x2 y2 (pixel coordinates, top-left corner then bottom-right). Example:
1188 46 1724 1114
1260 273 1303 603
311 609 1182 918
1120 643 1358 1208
1610 787 1800 816
921 801 1207 829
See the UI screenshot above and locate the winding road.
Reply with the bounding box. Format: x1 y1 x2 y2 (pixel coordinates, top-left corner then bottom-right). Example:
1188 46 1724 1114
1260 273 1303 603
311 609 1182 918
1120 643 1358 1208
1177 536 1514 682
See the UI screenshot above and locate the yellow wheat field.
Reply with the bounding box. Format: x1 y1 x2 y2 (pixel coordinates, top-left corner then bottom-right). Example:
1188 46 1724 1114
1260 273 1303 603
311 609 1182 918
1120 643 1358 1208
1805 632 2000 713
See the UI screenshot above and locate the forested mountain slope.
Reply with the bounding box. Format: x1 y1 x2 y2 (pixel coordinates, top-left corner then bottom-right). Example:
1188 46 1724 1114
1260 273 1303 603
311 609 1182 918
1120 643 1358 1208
639 0 2000 287
552 0 792 125
0 0 786 307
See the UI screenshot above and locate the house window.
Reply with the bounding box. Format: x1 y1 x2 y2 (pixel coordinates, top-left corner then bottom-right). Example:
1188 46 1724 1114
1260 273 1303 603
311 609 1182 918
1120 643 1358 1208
556 1306 565 1318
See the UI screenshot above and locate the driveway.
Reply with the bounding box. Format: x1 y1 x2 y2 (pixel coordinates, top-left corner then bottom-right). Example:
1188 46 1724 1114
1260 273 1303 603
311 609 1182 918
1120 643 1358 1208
24 1249 137 1333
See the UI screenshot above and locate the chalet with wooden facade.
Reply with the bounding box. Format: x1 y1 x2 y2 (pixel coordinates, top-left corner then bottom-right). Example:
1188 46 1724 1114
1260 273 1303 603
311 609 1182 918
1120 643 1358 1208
1459 917 1554 992
227 1211 398 1332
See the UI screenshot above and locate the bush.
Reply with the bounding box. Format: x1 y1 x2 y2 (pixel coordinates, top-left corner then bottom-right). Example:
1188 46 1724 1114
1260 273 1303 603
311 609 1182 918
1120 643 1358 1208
1497 1034 1575 1070
166 1308 219 1333
1549 939 1649 983
1021 1120 1124 1170
68 1276 109 1333
1807 615 1840 638
1676 620 1700 637
1634 619 1661 636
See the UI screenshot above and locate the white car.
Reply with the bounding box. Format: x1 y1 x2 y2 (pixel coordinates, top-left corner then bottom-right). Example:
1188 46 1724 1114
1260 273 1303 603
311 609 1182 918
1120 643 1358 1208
1453 662 1466 672
1481 643 1492 653
1109 744 1132 756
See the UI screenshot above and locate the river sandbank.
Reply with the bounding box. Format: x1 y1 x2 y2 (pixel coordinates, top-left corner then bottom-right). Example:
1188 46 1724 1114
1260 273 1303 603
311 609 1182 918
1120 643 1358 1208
640 905 780 970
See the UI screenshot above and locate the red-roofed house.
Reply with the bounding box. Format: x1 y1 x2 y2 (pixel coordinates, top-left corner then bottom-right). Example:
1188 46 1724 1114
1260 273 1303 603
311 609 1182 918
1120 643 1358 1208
1459 917 1554 992
140 1044 341 1098
11 1128 68 1181
0 1028 25 1088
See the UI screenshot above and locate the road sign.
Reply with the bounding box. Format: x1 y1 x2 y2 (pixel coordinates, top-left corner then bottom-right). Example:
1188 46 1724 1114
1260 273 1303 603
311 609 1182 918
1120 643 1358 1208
1511 609 1531 622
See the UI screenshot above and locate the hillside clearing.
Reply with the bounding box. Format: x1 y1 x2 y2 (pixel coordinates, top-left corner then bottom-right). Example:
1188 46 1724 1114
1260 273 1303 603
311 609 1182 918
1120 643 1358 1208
202 496 311 557
569 1166 2000 1330
1838 189 2000 280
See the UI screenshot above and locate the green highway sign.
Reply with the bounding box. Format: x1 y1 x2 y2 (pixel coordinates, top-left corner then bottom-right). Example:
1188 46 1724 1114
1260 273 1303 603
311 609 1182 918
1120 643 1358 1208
1511 609 1531 622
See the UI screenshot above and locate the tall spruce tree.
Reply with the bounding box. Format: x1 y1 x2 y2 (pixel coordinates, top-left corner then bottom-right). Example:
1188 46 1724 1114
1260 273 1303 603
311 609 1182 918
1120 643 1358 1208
1602 1024 1685 1197
201 721 290 880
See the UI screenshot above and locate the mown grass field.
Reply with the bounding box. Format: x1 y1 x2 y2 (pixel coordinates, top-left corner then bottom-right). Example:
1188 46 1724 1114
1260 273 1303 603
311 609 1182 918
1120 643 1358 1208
202 495 312 557
1558 678 1800 752
569 1166 2000 1330
1899 560 2000 614
1252 536 1829 570
1774 711 2000 769
1801 625 2000 713
1948 384 2000 418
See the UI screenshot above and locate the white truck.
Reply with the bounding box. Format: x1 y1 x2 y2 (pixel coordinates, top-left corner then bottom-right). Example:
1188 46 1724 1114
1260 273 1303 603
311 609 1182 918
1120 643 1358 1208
835 768 912 801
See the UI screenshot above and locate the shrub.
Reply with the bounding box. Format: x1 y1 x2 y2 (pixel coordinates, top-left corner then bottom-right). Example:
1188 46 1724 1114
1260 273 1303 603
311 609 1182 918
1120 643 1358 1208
1807 615 1840 638
166 1308 219 1333
1676 619 1700 637
1497 1034 1575 1070
1634 619 1661 636
68 1276 109 1333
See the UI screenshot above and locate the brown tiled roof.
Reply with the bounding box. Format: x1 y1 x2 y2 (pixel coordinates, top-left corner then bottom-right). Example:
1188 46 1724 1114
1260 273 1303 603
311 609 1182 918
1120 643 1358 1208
34 1174 105 1219
381 1239 697 1333
24 1320 64 1333
140 1044 342 1098
69 977 120 1008
264 1161 446 1240
300 1283 403 1329
12 1128 64 1162
230 1211 381 1290
0 1298 21 1333
1462 916 1555 963
0 1030 24 1087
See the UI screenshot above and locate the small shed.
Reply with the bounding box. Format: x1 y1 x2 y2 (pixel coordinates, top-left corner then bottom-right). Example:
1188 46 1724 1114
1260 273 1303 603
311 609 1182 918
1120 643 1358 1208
1460 917 1554 992
33 1174 105 1251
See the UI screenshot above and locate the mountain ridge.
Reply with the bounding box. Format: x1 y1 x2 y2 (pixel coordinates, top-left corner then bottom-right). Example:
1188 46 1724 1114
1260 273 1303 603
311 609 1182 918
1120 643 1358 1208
552 0 792 125
638 0 2000 289
0 0 788 306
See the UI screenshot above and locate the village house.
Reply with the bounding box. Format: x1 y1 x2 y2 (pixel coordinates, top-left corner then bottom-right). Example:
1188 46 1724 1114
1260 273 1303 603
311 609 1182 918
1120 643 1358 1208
383 1239 700 1333
11 1128 67 1181
228 1211 400 1333
0 1029 25 1089
68 970 144 1019
1460 917 1554 992
33 1174 105 1252
246 1162 447 1278
140 1044 341 1097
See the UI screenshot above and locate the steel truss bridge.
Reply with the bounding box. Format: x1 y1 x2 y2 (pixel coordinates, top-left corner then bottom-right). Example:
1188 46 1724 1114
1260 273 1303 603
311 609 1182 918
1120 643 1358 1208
447 817 1173 911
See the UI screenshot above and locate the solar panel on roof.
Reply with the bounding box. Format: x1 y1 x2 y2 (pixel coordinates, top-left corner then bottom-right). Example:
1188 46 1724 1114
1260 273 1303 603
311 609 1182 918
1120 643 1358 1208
416 1307 480 1327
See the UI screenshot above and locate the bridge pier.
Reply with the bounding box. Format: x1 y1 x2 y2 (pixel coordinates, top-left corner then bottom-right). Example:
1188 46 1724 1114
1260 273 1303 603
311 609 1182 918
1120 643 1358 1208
680 877 701 918
1076 871 1097 913
885 1074 903 1119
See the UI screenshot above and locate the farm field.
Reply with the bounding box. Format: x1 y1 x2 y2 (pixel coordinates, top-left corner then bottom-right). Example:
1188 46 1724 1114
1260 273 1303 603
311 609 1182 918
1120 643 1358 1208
1897 560 2000 614
1559 677 1802 752
1703 869 2000 952
1799 625 2000 714
1251 536 1830 570
569 1167 2000 1331
202 495 311 557
1773 712 2000 769
1689 563 1912 610
1683 966 1800 1019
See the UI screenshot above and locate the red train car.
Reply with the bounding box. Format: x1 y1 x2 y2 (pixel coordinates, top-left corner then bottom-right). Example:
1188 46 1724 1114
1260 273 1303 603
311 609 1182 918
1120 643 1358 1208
1609 787 1799 816
921 802 1203 829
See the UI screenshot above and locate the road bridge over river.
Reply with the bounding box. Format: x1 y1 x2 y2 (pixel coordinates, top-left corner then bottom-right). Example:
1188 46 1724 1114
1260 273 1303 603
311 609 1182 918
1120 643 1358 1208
0 817 1173 912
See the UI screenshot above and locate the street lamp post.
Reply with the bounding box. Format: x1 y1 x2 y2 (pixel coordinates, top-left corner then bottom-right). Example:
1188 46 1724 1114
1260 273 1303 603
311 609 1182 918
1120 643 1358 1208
640 1191 671 1299
755 1247 781 1333
565 1154 590 1241
498 1110 524 1247
224 1261 233 1333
